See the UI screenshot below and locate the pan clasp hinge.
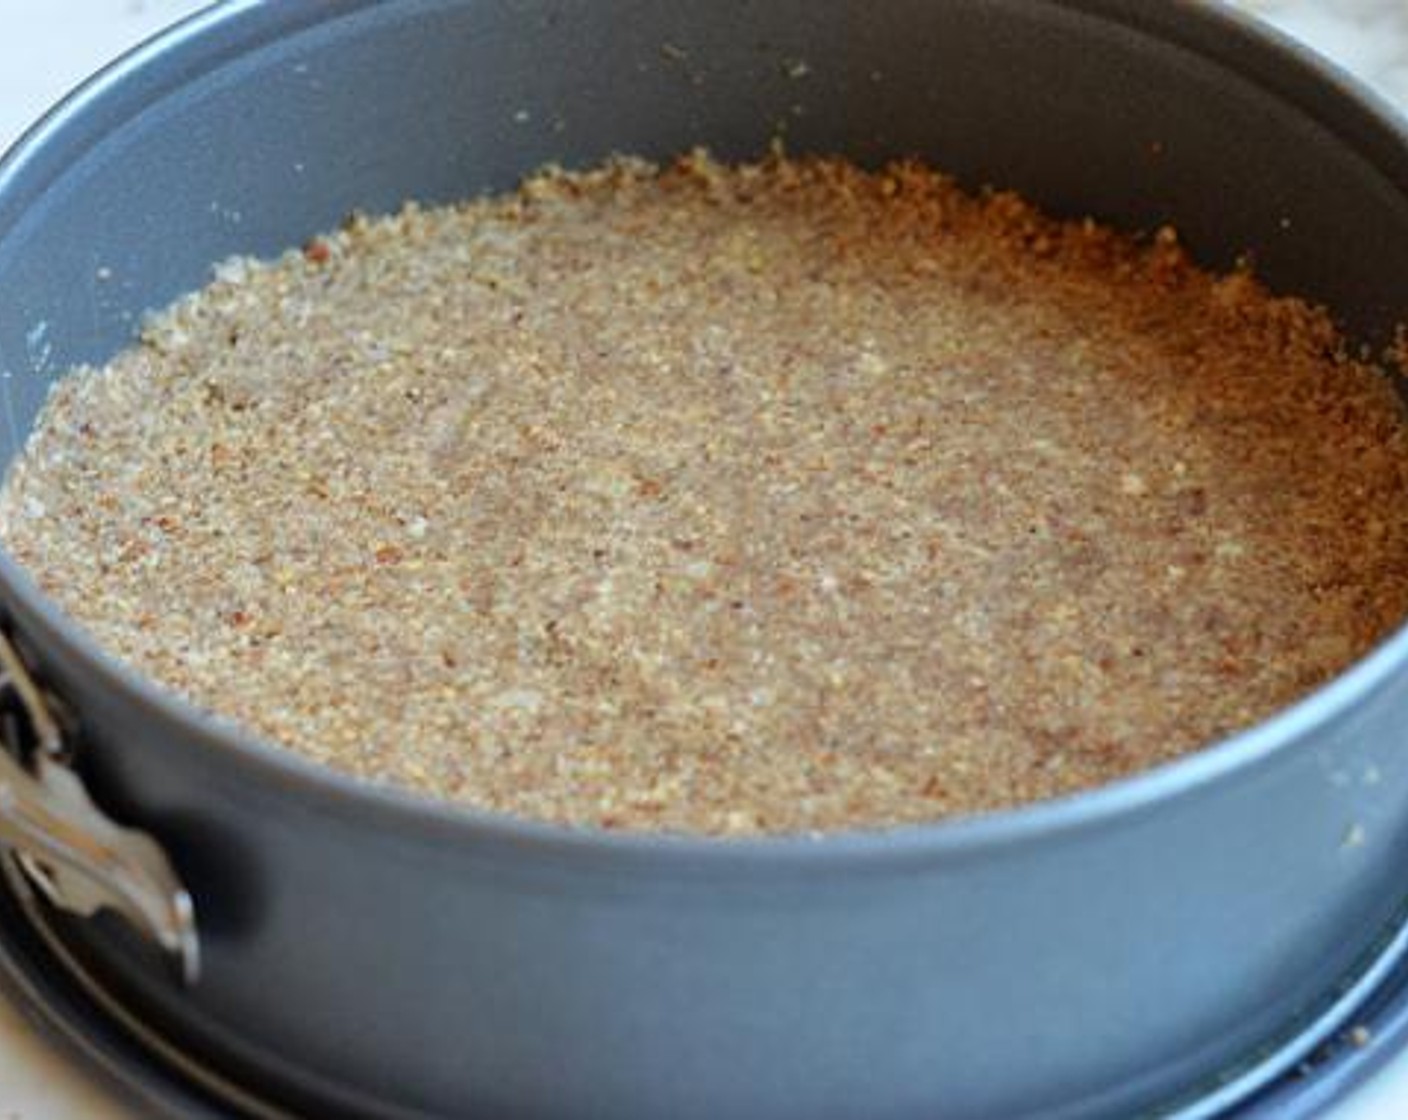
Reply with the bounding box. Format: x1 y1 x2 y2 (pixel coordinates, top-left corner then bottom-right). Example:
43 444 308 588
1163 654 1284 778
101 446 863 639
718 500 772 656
0 630 198 984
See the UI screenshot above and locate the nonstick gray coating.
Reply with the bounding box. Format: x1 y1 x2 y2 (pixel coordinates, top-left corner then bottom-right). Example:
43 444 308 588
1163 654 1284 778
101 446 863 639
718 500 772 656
2 2 1408 1117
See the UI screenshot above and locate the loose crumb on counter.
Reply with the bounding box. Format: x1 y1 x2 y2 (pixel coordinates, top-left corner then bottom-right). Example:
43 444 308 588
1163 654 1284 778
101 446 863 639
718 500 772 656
2 151 1408 835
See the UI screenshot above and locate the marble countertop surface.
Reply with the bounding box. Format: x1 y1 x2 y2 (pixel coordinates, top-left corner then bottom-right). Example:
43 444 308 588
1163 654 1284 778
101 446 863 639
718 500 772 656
0 1 1407 1117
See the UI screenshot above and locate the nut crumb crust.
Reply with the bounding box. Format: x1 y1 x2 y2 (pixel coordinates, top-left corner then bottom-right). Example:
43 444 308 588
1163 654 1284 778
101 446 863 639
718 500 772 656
3 152 1407 835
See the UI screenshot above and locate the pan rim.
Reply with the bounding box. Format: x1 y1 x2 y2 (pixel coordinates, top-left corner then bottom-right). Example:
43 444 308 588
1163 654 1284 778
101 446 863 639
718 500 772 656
1 0 1406 863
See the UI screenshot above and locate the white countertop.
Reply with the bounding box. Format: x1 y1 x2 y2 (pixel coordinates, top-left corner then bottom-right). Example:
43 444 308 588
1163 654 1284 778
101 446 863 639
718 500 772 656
0 1 1406 1117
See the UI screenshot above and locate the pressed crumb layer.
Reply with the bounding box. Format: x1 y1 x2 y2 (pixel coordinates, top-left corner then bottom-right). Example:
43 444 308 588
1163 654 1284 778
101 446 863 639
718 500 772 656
3 153 1408 835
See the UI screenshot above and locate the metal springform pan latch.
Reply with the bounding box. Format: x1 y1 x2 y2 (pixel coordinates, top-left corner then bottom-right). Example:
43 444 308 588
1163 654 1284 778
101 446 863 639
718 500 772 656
0 629 198 984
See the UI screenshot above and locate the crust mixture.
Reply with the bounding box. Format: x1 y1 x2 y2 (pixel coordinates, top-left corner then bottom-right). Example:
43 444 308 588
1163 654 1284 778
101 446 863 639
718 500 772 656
3 153 1407 834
